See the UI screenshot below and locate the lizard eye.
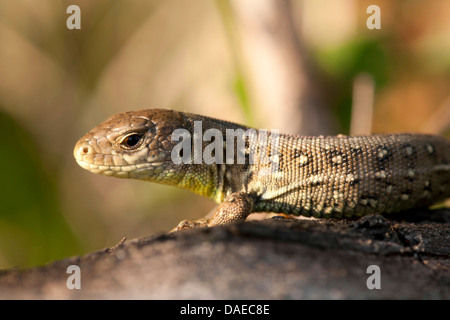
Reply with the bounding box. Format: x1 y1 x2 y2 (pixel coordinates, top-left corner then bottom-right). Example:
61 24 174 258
121 133 144 150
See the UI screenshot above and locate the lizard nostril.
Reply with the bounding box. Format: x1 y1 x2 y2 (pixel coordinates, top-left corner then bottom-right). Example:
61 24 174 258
74 141 93 162
77 144 92 156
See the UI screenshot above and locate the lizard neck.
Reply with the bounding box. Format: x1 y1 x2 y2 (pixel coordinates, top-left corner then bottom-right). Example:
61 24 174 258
175 163 226 203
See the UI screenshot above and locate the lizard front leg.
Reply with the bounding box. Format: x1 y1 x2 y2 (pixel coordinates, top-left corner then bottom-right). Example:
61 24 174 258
173 192 254 231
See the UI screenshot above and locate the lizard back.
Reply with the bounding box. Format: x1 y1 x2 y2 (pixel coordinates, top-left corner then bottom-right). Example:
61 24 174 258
243 132 450 218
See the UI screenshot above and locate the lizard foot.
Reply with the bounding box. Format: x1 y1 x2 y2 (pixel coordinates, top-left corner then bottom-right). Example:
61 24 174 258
171 192 254 231
172 218 211 231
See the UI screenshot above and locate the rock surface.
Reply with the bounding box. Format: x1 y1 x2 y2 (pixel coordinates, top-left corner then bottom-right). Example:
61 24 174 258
1 211 449 299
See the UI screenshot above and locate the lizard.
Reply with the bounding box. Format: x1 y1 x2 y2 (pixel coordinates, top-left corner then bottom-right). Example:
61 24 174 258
73 108 450 230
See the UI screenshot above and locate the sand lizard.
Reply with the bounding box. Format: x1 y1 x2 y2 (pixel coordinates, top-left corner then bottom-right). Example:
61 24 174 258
74 109 450 230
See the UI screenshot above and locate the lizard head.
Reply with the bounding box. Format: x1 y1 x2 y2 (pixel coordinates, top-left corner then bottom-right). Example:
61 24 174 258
73 109 188 182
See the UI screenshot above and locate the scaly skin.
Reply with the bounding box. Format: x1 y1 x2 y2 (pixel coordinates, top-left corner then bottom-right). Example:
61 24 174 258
74 109 450 230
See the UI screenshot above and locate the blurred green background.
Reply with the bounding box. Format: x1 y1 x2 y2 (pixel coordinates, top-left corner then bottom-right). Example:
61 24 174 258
0 0 449 269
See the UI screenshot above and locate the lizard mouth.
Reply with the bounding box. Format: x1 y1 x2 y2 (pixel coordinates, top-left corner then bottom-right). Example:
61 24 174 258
75 159 166 179
75 159 131 178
